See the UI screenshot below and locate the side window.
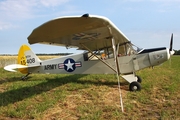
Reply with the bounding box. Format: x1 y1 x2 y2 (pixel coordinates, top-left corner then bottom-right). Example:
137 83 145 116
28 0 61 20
83 52 88 61
117 43 139 56
83 52 99 61
126 44 135 55
118 45 126 56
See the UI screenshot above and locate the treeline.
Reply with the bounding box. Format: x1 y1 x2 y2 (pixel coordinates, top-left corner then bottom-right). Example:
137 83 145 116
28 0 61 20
174 50 180 55
0 53 73 56
36 53 73 56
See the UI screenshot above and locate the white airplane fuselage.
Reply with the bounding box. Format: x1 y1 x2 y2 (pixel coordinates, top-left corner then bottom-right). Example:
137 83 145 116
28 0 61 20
28 47 170 75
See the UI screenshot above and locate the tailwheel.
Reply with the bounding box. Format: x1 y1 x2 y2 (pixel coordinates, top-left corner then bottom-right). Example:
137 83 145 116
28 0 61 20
21 73 31 81
129 81 141 91
136 75 142 83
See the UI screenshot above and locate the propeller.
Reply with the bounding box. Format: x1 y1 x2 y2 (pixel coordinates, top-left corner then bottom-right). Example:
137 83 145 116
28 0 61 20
169 33 175 55
168 33 174 66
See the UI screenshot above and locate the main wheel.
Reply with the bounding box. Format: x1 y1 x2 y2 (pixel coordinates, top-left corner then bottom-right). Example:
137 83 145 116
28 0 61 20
136 75 142 83
129 81 141 91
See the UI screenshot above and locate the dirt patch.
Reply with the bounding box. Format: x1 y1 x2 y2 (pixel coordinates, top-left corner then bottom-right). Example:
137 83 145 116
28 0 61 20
42 85 128 119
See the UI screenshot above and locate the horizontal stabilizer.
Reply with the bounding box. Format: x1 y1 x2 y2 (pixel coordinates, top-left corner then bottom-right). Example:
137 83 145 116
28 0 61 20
4 64 40 72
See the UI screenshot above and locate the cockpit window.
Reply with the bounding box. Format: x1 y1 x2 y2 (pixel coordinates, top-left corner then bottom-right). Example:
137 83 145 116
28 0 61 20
83 51 100 61
83 43 144 61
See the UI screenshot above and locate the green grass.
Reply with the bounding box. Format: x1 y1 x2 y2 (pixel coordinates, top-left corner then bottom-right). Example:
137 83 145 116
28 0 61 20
0 56 180 119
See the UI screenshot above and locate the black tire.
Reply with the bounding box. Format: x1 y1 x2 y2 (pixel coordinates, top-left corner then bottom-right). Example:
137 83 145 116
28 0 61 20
129 81 141 91
137 75 142 83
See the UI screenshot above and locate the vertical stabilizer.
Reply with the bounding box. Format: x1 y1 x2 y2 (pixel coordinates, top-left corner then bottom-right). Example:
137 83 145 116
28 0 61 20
17 44 41 74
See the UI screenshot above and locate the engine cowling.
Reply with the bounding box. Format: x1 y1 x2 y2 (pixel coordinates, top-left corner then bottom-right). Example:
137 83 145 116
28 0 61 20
148 48 170 66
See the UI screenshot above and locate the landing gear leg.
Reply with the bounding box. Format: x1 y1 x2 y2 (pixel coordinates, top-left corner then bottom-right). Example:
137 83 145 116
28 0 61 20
21 73 31 80
121 74 142 91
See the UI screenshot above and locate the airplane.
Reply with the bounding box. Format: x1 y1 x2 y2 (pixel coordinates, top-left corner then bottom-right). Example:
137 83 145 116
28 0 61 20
4 14 174 92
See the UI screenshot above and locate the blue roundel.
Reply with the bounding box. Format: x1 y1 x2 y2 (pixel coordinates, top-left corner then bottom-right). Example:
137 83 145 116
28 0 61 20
64 58 76 72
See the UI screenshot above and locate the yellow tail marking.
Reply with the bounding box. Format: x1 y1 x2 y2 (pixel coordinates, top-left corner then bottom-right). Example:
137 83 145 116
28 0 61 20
17 45 31 74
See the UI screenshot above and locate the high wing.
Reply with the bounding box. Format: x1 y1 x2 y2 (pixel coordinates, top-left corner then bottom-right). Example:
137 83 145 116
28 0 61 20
28 14 130 51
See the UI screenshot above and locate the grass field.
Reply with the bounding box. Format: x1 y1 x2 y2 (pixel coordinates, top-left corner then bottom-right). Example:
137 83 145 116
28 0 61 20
0 56 180 119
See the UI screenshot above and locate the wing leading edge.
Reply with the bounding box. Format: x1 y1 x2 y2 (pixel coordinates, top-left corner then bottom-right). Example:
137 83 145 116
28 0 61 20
28 14 130 51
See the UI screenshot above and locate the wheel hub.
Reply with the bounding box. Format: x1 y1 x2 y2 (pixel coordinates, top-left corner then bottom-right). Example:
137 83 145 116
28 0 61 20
133 86 138 90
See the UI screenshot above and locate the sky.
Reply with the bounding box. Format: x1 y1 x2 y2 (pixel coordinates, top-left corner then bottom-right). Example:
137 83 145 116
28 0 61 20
0 0 180 54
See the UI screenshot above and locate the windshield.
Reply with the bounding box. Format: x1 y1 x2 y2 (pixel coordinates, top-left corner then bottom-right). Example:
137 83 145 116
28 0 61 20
132 45 144 53
124 43 144 55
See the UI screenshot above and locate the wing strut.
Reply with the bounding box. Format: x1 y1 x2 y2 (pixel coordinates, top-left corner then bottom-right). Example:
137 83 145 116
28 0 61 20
109 27 124 112
80 32 124 112
80 43 117 73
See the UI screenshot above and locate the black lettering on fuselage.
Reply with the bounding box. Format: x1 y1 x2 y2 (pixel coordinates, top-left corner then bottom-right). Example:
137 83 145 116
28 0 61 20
44 64 57 70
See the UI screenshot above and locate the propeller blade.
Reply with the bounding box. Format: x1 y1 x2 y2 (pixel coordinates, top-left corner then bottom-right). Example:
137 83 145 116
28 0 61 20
169 33 175 56
169 33 173 52
168 33 174 66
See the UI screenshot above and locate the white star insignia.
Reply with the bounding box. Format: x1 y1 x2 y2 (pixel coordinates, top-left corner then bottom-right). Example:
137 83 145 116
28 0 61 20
65 60 74 70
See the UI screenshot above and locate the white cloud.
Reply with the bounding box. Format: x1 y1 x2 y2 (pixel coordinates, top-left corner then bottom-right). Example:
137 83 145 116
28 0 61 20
39 0 69 7
0 21 17 30
0 1 35 20
0 0 70 30
0 0 70 20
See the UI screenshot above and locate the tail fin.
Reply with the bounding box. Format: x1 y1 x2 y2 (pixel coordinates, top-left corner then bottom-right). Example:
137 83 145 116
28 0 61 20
17 44 41 74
